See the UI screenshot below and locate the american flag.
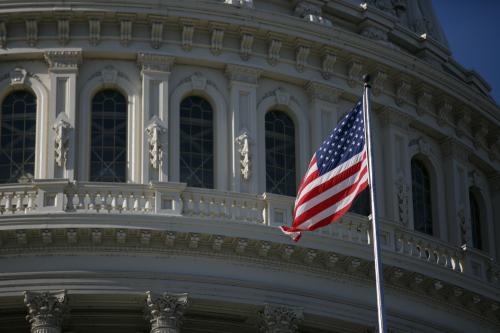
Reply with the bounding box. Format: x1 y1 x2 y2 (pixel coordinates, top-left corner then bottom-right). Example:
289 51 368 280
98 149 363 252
280 101 369 241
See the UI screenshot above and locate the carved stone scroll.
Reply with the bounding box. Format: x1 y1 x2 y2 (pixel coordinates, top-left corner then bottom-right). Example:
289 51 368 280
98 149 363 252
24 290 69 333
145 291 189 333
53 116 71 168
259 304 303 333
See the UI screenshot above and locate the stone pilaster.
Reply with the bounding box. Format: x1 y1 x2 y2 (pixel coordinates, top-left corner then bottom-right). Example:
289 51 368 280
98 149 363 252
44 50 82 180
145 291 189 333
24 290 69 333
440 138 470 246
225 64 261 193
259 304 303 333
137 53 174 183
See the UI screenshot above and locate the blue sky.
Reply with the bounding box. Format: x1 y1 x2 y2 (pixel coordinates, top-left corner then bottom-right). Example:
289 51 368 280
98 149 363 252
433 1 500 104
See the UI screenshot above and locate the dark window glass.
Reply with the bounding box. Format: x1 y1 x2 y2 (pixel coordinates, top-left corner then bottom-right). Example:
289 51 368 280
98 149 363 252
0 91 37 183
411 159 433 235
265 111 296 196
180 96 214 188
90 90 127 182
350 188 370 216
469 190 483 250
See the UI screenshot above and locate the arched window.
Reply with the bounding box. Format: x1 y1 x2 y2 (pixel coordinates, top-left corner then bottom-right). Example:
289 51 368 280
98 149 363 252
265 110 296 196
411 158 433 235
90 90 127 182
469 190 483 250
180 96 214 188
0 91 37 183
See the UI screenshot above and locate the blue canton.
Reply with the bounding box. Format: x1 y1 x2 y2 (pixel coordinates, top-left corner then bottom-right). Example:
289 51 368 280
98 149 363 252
316 101 365 176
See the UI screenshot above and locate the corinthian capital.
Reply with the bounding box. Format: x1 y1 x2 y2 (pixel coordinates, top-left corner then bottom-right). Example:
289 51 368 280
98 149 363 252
24 290 69 333
145 291 189 333
259 304 303 333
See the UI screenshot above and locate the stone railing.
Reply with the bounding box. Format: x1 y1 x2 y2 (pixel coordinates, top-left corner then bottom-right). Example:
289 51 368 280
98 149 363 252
0 180 496 287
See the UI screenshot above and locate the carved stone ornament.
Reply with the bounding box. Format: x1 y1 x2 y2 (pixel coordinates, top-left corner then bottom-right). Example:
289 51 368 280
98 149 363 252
361 26 388 42
267 35 282 66
150 20 163 49
235 130 252 180
57 19 70 46
24 290 69 333
190 72 207 90
409 136 431 156
321 48 336 79
295 44 310 72
146 117 167 169
26 19 38 46
347 59 363 87
44 50 82 72
455 107 471 138
416 89 432 116
372 70 388 96
181 22 195 51
9 67 28 86
100 66 118 85
395 176 409 226
0 21 6 48
210 25 224 55
436 98 453 127
395 79 411 106
240 32 254 61
294 1 332 26
145 291 189 333
137 53 174 73
52 115 71 168
259 304 303 333
472 119 489 149
88 18 100 46
274 88 290 106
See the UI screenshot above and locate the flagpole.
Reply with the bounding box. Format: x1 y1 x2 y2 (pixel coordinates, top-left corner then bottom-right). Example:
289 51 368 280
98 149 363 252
362 74 387 333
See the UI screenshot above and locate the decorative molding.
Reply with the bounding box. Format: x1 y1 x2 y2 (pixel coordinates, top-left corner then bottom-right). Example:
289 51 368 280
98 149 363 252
259 304 303 333
120 19 133 46
361 25 388 42
57 19 70 46
372 68 388 96
9 67 28 86
137 53 174 73
189 233 200 249
235 238 248 254
44 50 82 72
88 18 100 46
145 291 189 332
436 97 453 127
146 117 167 170
347 58 363 87
409 136 432 156
53 115 71 168
274 88 290 106
240 32 254 61
25 18 38 46
320 47 337 80
24 290 69 333
415 86 433 116
395 77 412 106
210 24 225 55
267 33 282 66
295 43 310 72
235 129 252 181
189 72 207 90
224 0 254 8
150 20 163 49
100 66 118 85
212 235 224 251
225 64 261 84
305 81 340 104
181 20 195 52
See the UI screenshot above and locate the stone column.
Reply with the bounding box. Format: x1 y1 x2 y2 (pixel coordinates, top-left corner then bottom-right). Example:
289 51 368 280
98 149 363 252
225 64 261 193
137 53 175 183
305 82 340 154
44 50 82 180
441 139 470 246
145 291 189 333
24 290 69 333
259 304 303 333
379 109 411 225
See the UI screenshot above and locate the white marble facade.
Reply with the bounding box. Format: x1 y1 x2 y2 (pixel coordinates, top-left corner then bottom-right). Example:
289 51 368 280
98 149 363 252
0 1 500 332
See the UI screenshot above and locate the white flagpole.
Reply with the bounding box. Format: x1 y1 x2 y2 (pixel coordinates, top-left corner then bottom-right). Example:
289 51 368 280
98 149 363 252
362 74 387 333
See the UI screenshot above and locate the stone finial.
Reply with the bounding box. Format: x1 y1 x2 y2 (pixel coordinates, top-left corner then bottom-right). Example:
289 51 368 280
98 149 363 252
24 290 69 333
145 292 189 333
259 304 303 333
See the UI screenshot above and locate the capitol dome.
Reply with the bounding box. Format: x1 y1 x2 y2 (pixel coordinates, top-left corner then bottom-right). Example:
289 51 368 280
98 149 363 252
0 1 499 332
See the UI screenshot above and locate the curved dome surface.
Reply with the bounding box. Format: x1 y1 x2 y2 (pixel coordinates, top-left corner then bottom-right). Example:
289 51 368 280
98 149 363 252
0 1 499 333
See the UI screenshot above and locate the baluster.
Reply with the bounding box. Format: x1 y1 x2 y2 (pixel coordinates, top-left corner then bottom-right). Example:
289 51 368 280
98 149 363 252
144 195 152 212
209 197 218 216
5 194 12 213
84 193 92 211
27 192 36 212
121 194 129 212
110 194 117 212
230 200 237 220
133 194 140 212
184 194 194 215
220 199 228 219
